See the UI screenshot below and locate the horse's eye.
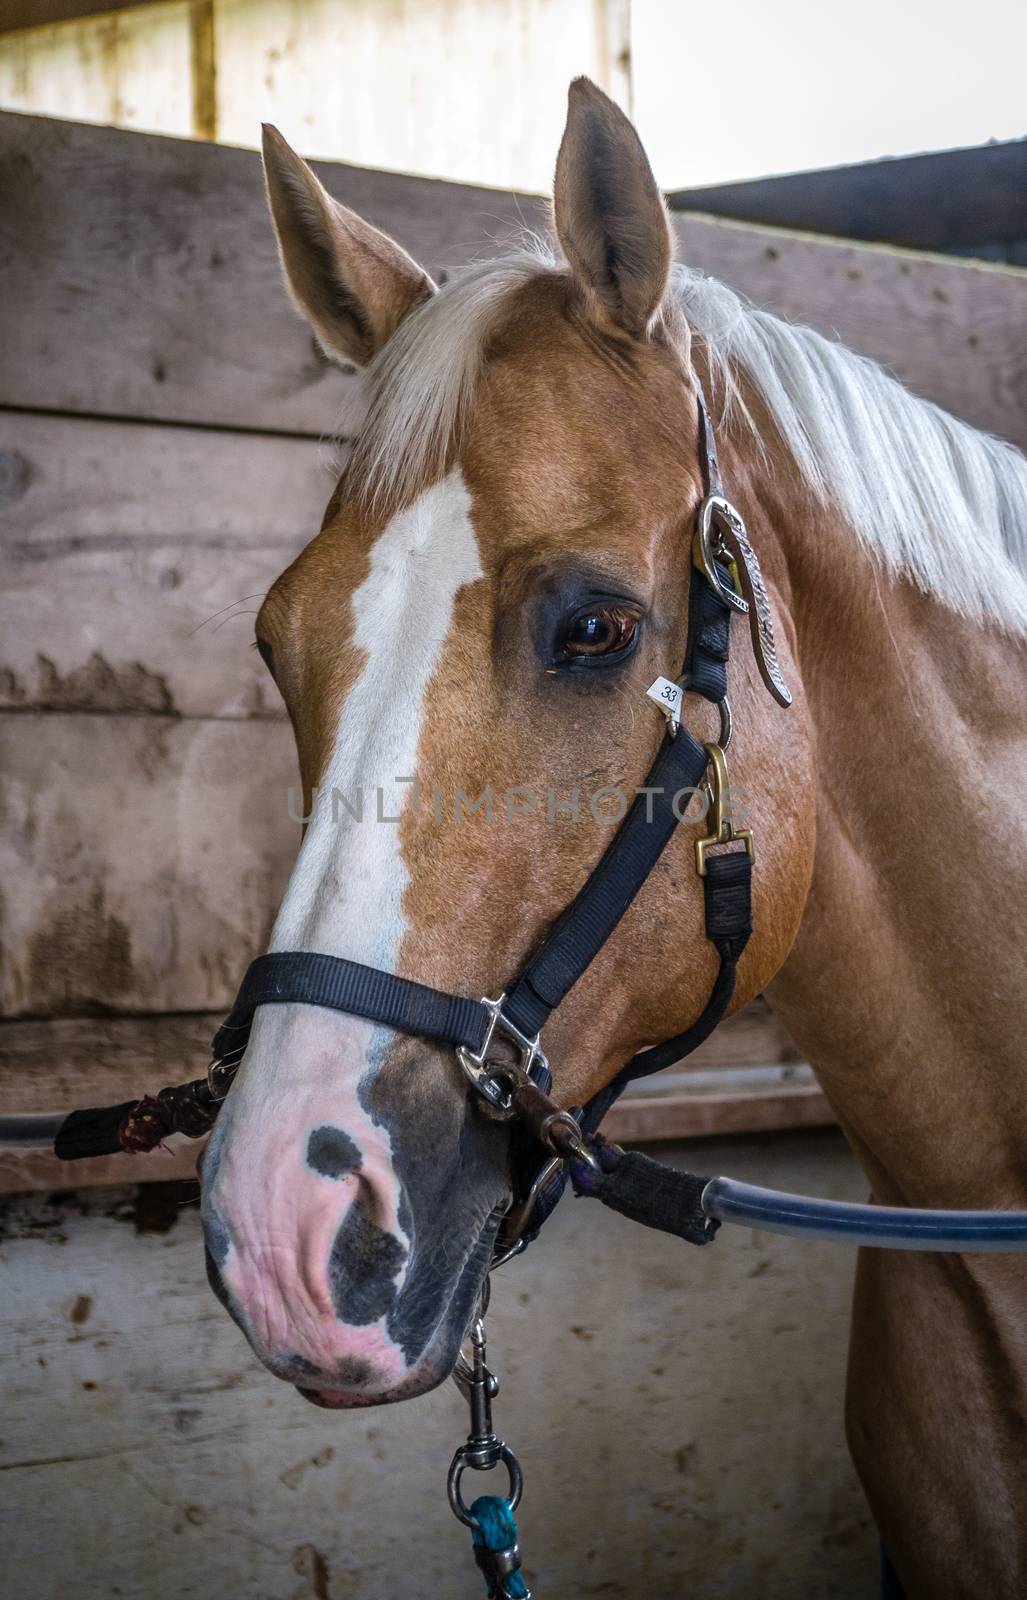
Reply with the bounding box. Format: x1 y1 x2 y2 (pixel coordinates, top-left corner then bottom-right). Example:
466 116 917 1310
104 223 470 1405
255 637 275 675
561 603 642 661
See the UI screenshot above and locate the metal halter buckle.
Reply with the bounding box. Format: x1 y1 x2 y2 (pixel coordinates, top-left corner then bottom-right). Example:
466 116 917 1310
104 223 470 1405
695 742 756 877
456 995 550 1119
693 496 751 615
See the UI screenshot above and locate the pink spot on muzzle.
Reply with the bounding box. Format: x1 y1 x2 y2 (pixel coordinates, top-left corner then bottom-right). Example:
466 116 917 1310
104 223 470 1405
206 1012 413 1392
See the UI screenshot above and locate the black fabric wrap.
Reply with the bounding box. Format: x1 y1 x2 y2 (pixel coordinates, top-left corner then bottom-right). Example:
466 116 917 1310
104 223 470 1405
211 951 491 1064
703 849 753 957
573 1141 717 1246
55 1102 137 1161
502 728 710 1039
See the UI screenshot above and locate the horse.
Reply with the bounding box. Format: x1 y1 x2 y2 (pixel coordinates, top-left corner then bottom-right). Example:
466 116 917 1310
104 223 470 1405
199 78 1027 1596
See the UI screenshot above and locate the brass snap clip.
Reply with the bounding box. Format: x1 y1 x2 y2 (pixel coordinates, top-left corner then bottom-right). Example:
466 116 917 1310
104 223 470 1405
694 742 756 877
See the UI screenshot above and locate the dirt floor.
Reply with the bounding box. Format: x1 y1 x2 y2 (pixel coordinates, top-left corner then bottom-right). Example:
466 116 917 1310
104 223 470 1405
0 1128 876 1599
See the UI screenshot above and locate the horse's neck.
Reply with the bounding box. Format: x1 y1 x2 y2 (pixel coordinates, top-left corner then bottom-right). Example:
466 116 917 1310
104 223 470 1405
765 490 1027 1208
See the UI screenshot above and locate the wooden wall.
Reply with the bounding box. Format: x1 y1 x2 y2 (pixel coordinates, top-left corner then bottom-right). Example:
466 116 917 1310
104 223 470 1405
2 110 1026 1191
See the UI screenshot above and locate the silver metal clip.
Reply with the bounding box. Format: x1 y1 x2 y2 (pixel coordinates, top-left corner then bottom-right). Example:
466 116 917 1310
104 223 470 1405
456 995 549 1120
448 1289 530 1598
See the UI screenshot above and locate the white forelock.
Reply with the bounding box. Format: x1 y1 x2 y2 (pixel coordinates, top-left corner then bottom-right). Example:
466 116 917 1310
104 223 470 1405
342 244 1027 633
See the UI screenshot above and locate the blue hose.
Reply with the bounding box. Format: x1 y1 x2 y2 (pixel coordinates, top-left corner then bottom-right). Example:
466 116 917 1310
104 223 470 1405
0 1114 67 1147
702 1176 1027 1251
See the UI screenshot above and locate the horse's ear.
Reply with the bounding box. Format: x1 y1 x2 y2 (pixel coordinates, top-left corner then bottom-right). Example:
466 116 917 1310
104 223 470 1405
554 78 672 339
261 124 436 367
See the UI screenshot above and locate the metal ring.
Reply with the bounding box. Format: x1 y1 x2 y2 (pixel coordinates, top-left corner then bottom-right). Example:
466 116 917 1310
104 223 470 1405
678 683 732 752
447 1443 523 1529
717 695 732 751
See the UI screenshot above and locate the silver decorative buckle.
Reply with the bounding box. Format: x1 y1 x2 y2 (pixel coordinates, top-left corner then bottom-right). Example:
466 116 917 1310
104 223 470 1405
456 994 549 1119
694 495 751 614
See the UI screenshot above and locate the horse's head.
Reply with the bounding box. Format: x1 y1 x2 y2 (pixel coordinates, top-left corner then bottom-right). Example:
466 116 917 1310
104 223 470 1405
201 80 816 1405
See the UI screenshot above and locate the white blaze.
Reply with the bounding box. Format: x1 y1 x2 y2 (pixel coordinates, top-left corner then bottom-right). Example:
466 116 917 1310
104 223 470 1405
205 471 484 1376
271 466 484 966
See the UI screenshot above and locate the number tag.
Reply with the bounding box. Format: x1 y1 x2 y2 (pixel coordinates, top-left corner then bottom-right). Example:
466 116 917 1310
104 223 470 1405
646 676 684 729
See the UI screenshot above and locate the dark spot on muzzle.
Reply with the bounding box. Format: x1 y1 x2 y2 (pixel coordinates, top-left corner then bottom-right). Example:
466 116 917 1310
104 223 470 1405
274 1353 374 1389
307 1125 362 1180
329 1198 407 1325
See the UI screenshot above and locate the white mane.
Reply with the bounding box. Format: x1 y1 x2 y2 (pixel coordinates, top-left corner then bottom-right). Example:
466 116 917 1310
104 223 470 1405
345 246 1027 633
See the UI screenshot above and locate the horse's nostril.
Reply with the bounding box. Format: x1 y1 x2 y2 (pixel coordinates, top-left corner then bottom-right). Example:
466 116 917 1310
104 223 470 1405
328 1197 407 1324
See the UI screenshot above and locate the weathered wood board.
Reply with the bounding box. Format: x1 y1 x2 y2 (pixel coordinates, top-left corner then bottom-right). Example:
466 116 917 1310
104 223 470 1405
0 1131 874 1599
675 212 1027 453
0 1002 833 1192
0 411 333 716
0 712 299 1016
0 1000 801 1113
0 109 548 433
3 110 1025 451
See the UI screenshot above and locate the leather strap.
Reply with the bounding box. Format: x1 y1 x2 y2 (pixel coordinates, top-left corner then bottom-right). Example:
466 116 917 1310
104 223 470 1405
695 382 723 500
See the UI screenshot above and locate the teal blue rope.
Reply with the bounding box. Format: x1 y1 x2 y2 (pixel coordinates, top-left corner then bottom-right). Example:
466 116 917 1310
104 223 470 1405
469 1495 529 1599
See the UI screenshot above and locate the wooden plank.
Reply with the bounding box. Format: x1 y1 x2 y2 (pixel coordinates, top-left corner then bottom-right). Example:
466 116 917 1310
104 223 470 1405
0 1004 797 1115
0 1140 199 1193
0 712 299 1017
4 110 1022 448
0 1003 830 1192
675 212 1027 454
0 411 333 716
0 0 168 33
0 1012 219 1108
0 110 547 433
669 139 1027 253
603 1083 833 1145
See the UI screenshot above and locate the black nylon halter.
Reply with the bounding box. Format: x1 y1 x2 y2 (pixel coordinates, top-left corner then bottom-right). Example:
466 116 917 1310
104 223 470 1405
208 382 753 1187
